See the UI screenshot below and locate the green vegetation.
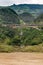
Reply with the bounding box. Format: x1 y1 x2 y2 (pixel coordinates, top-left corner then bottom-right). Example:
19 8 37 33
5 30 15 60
34 14 43 25
10 4 43 25
0 25 43 52
0 5 43 52
19 12 34 24
0 7 20 24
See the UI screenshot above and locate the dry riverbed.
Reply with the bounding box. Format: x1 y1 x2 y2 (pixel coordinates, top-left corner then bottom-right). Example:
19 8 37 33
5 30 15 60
0 52 43 65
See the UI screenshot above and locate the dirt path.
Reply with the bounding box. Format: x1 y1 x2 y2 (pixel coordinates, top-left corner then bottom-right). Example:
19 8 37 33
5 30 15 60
0 52 43 65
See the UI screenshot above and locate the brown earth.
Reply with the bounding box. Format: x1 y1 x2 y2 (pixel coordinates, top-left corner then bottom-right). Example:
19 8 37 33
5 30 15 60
0 52 43 65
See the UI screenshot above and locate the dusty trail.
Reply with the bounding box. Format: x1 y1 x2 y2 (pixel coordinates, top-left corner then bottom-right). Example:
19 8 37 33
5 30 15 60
0 52 43 65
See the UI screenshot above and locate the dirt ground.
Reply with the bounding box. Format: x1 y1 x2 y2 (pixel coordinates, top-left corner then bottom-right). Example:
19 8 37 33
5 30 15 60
0 52 43 65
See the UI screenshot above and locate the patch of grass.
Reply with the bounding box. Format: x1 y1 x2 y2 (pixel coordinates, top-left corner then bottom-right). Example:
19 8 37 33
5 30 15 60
0 44 43 52
0 45 14 52
17 43 43 52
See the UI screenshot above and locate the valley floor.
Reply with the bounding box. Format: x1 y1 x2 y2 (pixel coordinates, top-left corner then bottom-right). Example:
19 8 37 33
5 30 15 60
0 52 43 65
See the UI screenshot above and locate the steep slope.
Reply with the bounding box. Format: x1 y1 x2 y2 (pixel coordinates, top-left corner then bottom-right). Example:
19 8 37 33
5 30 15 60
0 7 20 24
19 12 34 24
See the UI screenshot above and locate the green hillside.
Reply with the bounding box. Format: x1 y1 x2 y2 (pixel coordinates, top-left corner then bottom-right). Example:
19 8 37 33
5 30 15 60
0 24 43 52
34 14 43 25
0 7 20 24
10 4 43 25
0 5 43 52
10 4 43 17
19 12 34 24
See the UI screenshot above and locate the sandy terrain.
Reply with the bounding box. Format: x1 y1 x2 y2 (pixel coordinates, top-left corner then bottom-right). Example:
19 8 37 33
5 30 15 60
0 52 43 65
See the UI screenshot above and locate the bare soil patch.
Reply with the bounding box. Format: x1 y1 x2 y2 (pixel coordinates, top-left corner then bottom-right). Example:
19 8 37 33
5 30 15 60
0 52 43 65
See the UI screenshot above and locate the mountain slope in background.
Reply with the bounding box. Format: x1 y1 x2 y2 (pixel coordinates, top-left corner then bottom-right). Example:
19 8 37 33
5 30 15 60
19 12 34 24
10 4 43 18
0 7 20 24
34 13 43 25
0 4 43 25
10 4 43 25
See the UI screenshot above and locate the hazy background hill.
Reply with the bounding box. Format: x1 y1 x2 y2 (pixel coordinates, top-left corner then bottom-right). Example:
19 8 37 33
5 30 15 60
0 4 43 25
10 4 43 25
34 13 43 25
19 12 34 24
10 4 43 18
